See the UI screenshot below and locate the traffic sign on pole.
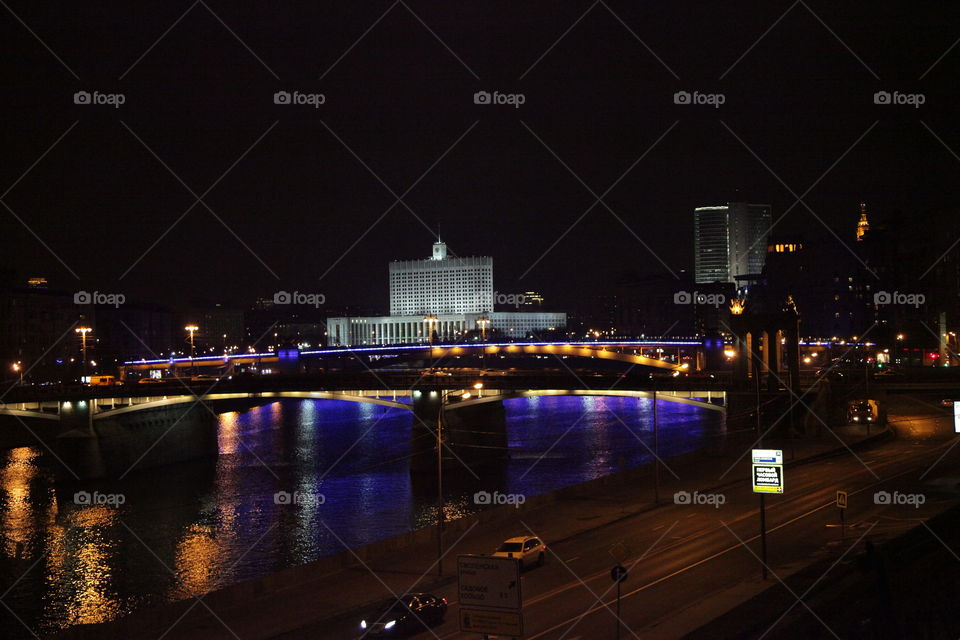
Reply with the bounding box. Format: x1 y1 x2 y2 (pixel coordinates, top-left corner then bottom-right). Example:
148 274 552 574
459 608 523 637
837 490 848 509
457 555 521 611
610 564 628 583
752 449 784 494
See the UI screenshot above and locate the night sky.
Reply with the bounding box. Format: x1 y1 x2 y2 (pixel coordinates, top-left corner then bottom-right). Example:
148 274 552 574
2 2 959 311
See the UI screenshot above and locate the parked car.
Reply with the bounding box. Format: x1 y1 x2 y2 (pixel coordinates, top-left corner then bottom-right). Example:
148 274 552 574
492 536 547 569
359 593 447 637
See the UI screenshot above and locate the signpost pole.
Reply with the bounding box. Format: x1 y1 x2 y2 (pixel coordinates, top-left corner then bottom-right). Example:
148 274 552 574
653 389 660 505
616 579 621 640
840 506 845 539
751 449 782 582
760 494 768 580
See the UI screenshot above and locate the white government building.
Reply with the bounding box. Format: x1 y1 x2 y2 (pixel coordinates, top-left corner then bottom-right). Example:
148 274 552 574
326 241 565 346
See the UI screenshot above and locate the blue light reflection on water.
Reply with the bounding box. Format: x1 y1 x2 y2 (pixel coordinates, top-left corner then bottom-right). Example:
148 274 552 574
0 395 721 637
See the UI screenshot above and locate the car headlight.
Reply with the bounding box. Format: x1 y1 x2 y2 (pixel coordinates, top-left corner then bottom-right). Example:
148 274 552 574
360 620 367 629
385 620 396 629
853 416 859 421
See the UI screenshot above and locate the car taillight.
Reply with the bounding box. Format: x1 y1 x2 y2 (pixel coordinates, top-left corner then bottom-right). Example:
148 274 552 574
441 598 448 604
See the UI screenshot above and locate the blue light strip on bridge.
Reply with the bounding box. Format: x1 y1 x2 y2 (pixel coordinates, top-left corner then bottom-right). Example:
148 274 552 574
122 340 704 366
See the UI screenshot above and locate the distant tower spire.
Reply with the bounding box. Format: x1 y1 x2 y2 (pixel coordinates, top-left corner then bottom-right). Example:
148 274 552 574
856 202 870 241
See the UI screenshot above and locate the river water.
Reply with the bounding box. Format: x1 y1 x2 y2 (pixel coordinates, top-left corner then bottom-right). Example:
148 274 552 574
0 395 722 637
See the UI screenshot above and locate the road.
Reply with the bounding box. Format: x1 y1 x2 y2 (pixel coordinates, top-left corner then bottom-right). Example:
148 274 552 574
302 401 959 640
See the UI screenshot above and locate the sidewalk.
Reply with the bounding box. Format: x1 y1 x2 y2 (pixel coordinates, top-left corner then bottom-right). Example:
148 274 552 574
59 423 892 640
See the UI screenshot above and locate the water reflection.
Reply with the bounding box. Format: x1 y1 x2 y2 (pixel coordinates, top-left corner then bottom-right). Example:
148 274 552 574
0 394 720 638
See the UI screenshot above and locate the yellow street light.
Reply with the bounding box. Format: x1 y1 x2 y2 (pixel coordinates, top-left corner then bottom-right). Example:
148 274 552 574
75 326 92 371
423 315 438 345
476 317 490 341
185 325 199 361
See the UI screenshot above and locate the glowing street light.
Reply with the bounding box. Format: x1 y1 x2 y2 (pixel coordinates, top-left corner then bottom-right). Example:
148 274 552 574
476 317 490 341
75 326 92 374
423 315 438 346
185 325 199 364
12 362 22 385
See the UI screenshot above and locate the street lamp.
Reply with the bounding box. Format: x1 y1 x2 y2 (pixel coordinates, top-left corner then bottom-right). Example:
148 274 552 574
476 317 490 341
12 362 22 386
185 325 199 373
75 327 92 378
423 315 438 345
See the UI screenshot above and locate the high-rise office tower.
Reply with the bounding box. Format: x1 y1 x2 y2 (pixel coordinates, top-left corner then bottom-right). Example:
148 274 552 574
694 202 772 285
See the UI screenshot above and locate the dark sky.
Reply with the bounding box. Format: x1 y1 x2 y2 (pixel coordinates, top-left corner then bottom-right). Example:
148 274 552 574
2 1 959 312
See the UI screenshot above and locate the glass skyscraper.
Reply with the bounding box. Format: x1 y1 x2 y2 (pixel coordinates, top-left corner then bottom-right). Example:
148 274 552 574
694 203 772 285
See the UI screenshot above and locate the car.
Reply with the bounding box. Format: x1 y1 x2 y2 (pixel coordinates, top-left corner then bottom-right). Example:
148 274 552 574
359 593 447 637
847 400 875 424
491 536 547 569
942 399 955 408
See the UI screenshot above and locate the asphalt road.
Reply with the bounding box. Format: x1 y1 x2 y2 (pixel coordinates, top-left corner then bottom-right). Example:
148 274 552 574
305 403 960 640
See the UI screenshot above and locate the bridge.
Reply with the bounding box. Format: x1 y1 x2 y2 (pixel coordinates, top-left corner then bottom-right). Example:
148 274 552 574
0 370 727 479
117 339 715 379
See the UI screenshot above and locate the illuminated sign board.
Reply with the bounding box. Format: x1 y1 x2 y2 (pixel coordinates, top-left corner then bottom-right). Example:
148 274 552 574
752 449 784 494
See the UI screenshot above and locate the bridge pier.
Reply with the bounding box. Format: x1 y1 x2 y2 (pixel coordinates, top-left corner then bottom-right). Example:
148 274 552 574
409 389 508 473
54 400 218 479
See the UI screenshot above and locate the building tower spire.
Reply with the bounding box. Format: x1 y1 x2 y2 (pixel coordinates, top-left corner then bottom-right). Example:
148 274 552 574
856 202 870 241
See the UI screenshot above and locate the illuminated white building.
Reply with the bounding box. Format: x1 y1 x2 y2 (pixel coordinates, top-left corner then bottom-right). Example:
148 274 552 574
390 241 493 315
327 241 565 346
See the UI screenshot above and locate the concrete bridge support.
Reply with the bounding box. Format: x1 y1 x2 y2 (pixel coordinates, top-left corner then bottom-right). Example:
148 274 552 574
409 390 508 473
55 402 218 480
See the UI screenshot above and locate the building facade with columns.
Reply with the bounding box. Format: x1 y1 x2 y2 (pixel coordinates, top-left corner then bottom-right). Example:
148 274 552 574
326 241 565 346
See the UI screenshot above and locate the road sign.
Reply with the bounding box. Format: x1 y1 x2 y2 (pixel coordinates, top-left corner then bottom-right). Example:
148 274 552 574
837 490 848 509
459 607 523 637
610 564 628 583
954 401 960 433
458 555 522 611
752 449 784 494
